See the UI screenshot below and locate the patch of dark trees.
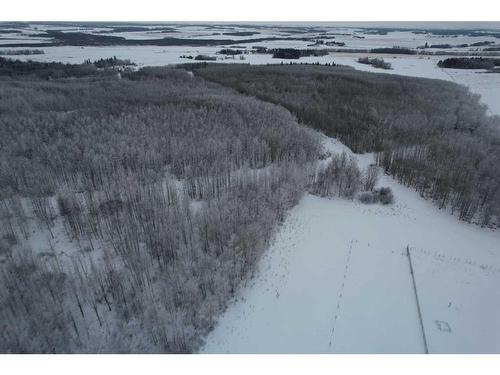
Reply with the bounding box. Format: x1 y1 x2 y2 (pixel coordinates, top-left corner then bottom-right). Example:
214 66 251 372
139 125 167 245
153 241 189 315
428 43 469 49
84 56 135 68
271 48 329 59
0 49 44 55
196 64 500 228
370 47 416 55
315 34 338 39
325 41 346 47
438 57 500 69
222 31 259 36
194 55 217 61
218 48 244 55
357 57 392 69
418 41 496 49
471 41 495 47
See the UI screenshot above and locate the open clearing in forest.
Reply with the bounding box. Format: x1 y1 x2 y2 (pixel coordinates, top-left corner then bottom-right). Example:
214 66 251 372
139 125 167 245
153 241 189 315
203 137 500 353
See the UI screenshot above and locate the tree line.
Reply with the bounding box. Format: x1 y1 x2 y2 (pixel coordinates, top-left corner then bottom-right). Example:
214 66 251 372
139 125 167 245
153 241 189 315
437 57 500 70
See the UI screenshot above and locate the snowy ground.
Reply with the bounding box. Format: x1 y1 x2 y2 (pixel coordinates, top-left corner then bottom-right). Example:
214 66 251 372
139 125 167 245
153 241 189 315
202 136 500 353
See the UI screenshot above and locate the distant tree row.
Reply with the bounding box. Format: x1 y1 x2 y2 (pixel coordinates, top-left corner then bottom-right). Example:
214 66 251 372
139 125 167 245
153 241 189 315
84 56 135 68
0 57 113 79
0 49 44 55
370 47 416 55
271 48 329 59
437 57 500 70
357 57 392 69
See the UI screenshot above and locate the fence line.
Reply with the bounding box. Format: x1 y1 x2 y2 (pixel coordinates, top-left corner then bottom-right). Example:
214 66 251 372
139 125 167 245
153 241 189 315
406 245 429 354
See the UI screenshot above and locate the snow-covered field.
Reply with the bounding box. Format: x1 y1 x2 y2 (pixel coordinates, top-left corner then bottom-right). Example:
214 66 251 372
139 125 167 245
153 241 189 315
202 136 500 353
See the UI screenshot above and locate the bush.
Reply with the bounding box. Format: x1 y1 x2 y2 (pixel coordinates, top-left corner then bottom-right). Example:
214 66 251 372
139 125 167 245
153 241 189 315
378 187 394 205
358 191 378 204
357 187 394 205
271 48 329 59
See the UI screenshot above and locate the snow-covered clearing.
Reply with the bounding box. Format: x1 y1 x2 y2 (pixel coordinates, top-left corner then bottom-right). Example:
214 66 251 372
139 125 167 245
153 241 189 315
202 136 500 353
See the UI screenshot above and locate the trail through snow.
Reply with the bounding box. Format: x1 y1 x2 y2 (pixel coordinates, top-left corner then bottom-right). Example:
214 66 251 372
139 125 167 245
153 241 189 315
202 136 500 353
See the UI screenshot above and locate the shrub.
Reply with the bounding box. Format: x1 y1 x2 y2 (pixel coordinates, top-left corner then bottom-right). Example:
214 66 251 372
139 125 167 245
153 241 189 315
378 187 394 205
357 186 394 205
358 191 378 204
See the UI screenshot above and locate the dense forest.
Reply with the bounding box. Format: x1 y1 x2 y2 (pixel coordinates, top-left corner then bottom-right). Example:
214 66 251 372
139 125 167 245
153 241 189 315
0 60 321 353
195 64 500 227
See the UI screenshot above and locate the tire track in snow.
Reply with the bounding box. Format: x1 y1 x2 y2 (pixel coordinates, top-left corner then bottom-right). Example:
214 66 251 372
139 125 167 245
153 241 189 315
328 239 356 349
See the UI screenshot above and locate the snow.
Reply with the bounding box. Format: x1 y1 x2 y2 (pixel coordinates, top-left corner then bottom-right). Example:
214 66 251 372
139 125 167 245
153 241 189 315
202 135 500 353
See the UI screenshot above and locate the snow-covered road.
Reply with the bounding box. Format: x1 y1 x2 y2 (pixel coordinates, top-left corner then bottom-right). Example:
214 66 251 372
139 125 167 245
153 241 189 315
202 138 500 353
